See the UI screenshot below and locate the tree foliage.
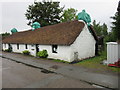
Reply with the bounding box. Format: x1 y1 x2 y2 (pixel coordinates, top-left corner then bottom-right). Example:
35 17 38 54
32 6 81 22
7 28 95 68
92 20 108 37
1 32 10 39
105 32 115 42
105 1 120 42
111 12 120 41
25 0 63 27
61 8 77 22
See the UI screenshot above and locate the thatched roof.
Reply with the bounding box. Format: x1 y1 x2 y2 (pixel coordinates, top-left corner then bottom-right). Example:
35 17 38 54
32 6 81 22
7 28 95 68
2 20 97 45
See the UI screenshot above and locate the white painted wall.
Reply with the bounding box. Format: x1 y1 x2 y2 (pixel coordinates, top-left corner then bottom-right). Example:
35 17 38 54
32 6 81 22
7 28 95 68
2 43 9 50
2 43 72 62
107 42 120 64
71 21 96 61
3 44 36 56
38 45 72 62
12 44 36 56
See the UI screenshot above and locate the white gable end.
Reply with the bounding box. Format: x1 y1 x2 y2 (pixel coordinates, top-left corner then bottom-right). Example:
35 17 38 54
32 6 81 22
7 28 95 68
71 21 96 61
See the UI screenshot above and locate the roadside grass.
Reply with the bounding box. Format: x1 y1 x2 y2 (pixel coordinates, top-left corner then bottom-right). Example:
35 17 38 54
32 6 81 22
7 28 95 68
53 59 70 63
20 50 120 72
76 50 120 73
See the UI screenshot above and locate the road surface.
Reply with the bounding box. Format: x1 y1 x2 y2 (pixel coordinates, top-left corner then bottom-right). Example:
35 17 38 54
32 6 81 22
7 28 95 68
2 57 95 88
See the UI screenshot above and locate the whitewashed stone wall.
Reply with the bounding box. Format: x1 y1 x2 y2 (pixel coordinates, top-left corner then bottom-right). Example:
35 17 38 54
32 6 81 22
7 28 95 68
38 45 72 62
71 21 96 61
12 44 36 56
2 44 9 50
2 44 36 56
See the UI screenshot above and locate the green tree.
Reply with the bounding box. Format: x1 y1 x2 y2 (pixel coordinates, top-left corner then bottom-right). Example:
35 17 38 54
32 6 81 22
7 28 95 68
25 0 63 27
111 12 120 41
92 20 108 37
102 23 108 36
61 8 77 22
105 32 115 42
92 20 102 36
1 32 10 39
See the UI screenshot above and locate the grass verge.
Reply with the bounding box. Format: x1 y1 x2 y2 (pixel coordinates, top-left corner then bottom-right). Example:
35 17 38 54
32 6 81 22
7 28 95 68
76 50 120 73
53 59 70 63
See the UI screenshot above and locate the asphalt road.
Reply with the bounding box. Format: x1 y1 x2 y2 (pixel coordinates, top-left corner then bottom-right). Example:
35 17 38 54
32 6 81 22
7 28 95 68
2 57 95 88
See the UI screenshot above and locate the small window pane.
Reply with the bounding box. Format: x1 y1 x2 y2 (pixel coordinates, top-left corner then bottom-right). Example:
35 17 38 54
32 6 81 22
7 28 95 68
31 45 34 47
52 45 58 53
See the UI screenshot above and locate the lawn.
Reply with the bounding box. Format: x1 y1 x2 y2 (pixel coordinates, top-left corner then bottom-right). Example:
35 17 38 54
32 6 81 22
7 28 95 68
76 50 120 73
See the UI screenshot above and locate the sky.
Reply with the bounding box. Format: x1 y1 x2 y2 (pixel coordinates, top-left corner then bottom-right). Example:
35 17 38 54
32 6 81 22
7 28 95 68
0 0 119 33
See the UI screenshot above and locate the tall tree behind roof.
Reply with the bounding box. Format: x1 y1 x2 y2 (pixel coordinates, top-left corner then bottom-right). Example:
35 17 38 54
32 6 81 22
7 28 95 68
110 1 120 41
1 32 10 39
92 20 108 37
25 0 64 27
61 8 77 22
111 12 120 41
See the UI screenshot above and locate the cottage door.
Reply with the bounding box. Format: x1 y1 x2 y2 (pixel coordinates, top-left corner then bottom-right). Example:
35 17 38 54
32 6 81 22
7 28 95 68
74 52 78 61
36 44 39 55
8 44 12 51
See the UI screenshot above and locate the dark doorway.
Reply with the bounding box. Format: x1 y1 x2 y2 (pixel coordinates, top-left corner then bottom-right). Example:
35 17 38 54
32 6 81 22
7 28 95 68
95 42 98 56
8 44 12 52
36 44 39 55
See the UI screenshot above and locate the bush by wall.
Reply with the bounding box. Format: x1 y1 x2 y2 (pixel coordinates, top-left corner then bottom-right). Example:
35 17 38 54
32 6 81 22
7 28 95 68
22 50 30 55
4 49 12 52
37 50 48 58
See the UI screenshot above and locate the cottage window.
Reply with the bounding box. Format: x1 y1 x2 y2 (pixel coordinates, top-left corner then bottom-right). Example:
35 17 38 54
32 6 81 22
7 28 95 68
52 45 58 53
17 44 19 49
25 44 28 49
4 44 6 48
31 45 34 47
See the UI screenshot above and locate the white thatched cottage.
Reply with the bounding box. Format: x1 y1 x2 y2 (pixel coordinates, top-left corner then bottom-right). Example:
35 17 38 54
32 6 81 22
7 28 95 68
2 20 98 62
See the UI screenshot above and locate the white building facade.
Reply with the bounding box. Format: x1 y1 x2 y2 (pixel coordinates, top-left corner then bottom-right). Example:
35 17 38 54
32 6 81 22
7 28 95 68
2 20 97 62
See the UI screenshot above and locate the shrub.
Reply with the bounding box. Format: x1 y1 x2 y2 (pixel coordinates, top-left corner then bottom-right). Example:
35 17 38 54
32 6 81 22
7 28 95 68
22 50 30 55
4 49 12 52
37 50 48 58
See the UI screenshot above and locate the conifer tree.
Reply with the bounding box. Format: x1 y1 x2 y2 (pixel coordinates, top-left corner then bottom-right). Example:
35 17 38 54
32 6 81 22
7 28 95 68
111 1 120 41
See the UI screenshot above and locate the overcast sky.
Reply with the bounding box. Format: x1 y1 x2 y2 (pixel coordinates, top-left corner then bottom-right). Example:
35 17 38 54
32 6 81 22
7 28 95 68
0 0 119 33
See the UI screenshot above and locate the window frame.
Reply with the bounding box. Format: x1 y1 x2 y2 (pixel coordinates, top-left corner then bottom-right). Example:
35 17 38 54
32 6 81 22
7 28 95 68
52 45 58 53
